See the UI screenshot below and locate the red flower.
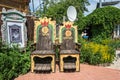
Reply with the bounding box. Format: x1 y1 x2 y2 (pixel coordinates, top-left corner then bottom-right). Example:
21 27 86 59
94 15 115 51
65 24 71 29
41 21 49 27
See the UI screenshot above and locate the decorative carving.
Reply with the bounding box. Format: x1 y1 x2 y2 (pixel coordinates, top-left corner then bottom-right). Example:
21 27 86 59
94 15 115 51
59 21 78 43
65 30 72 37
31 54 55 72
64 21 73 29
31 17 56 73
59 21 80 72
34 17 56 43
2 8 26 17
41 20 49 27
42 27 49 36
2 8 6 13
1 8 27 48
60 54 80 72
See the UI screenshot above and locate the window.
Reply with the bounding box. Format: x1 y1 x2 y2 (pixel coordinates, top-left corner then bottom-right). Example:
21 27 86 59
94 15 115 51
9 24 22 43
114 24 120 38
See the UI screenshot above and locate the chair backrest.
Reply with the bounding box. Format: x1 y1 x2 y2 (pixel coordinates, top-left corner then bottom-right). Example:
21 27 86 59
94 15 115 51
59 22 78 50
34 17 56 50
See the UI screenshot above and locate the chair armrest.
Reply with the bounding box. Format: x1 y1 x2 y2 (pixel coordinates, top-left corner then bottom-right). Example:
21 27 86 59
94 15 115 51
53 43 61 51
76 43 81 46
53 43 61 48
30 43 36 51
31 43 36 46
75 43 81 51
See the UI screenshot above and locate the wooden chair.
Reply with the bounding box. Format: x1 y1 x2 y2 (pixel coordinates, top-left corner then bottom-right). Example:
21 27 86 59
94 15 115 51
59 22 81 72
31 17 56 73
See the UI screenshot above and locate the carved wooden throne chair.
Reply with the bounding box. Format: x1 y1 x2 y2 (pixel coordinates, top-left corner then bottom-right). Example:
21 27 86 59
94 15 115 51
59 22 81 72
31 17 56 72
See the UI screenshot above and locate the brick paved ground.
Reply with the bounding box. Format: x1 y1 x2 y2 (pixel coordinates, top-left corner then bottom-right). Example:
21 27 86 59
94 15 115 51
15 64 120 80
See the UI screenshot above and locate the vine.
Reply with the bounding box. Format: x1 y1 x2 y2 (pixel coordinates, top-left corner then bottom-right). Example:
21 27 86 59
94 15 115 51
78 6 120 40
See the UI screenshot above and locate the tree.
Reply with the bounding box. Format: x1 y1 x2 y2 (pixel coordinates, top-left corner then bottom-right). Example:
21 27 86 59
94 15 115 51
79 6 120 39
37 0 89 24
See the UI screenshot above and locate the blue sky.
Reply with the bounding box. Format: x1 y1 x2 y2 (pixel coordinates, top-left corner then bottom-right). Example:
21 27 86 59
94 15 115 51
84 0 98 16
29 0 41 12
29 0 120 16
84 0 120 16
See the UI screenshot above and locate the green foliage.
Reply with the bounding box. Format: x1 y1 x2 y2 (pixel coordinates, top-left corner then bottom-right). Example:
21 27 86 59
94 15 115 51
99 39 120 50
78 6 120 65
0 39 31 80
38 0 89 23
77 16 90 30
46 2 66 23
78 6 120 39
79 38 115 65
88 6 120 25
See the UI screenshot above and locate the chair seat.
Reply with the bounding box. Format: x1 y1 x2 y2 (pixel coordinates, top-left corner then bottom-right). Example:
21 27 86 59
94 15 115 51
60 50 79 54
31 50 55 55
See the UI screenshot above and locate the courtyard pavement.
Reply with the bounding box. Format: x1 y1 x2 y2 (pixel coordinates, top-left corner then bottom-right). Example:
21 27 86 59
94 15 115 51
15 64 120 80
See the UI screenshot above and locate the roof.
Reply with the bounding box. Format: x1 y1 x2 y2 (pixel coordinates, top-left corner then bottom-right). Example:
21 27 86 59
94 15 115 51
0 0 30 13
97 1 120 8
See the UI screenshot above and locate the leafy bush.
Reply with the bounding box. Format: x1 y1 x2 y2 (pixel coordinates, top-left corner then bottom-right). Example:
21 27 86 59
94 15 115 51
78 6 120 39
0 39 31 80
79 38 115 65
78 6 120 65
101 39 120 49
92 38 120 49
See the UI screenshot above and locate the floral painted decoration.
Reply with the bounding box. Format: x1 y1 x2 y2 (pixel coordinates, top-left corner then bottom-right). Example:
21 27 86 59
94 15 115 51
65 24 71 29
64 21 73 29
40 17 49 27
41 20 49 27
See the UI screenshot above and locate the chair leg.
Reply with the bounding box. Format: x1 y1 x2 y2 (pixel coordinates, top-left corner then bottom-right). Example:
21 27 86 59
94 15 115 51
60 55 64 72
51 55 55 72
76 55 80 71
31 55 34 72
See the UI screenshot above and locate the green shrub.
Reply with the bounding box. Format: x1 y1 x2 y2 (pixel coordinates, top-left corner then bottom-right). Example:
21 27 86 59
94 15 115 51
79 38 115 65
0 39 31 80
79 6 120 40
93 38 120 49
102 39 120 49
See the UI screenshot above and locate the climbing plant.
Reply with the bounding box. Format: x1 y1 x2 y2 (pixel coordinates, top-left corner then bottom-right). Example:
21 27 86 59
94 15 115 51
78 6 120 65
78 6 120 40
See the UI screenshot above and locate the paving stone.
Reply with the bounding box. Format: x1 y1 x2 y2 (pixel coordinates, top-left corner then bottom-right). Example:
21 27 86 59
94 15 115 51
15 64 120 80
